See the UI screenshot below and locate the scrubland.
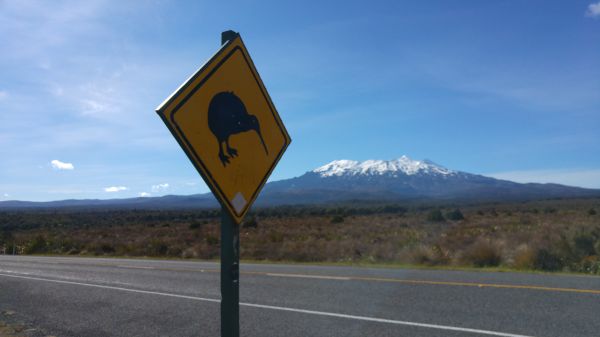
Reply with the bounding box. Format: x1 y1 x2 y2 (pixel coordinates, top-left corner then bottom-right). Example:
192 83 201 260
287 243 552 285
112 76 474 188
1 198 599 274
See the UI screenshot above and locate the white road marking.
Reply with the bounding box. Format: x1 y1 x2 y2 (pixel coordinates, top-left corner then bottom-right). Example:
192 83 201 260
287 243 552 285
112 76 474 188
0 272 219 303
117 265 156 270
266 273 350 280
0 272 535 337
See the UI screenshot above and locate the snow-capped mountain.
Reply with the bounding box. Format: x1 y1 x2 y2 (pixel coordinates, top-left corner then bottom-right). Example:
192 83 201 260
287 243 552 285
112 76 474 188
2 156 599 209
313 156 454 177
262 156 600 204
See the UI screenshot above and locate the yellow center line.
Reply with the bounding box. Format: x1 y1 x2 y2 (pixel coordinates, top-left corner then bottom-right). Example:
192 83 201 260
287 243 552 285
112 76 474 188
345 276 600 295
235 269 600 295
8 259 600 295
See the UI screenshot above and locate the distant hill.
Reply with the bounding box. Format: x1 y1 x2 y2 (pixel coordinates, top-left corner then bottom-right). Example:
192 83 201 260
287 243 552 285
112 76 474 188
1 156 599 210
0 194 218 210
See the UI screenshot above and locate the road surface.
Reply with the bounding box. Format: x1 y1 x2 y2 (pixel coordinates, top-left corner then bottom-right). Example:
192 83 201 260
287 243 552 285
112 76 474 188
1 256 599 337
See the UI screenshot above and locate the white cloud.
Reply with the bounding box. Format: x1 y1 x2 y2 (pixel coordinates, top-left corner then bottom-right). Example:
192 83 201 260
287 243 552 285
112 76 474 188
2 193 8 198
586 2 600 17
50 159 74 170
487 169 600 189
81 98 111 116
151 183 169 192
139 192 150 197
0 91 7 100
104 186 128 193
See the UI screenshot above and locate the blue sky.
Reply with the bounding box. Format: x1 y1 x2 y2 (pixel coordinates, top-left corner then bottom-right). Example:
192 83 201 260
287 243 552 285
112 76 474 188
1 0 599 201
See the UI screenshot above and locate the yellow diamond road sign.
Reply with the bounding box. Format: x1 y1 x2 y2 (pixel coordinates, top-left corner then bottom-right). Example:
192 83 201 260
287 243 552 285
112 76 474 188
156 34 291 223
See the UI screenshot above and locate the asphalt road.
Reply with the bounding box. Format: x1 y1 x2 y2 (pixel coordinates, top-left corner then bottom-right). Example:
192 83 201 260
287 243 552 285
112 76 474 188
1 256 599 337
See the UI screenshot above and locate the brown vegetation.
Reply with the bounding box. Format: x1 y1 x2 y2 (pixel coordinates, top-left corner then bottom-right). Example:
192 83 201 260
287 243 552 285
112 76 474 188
1 198 600 274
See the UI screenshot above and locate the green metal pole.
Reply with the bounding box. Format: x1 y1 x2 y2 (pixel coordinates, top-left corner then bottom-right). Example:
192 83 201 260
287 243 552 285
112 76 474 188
220 30 240 337
220 207 240 337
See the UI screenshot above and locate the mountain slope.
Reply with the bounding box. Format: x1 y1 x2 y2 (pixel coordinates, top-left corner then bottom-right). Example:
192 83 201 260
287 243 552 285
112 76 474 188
262 156 600 203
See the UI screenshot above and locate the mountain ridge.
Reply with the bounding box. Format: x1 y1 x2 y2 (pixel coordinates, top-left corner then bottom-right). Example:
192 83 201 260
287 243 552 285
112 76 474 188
2 156 599 209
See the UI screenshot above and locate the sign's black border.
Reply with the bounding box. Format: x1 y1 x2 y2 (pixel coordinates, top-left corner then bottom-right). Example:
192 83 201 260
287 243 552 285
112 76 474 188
156 37 290 221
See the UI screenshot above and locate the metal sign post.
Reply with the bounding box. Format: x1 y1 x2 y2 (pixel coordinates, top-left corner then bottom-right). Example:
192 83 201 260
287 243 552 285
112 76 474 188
155 29 290 337
220 30 241 337
220 207 240 337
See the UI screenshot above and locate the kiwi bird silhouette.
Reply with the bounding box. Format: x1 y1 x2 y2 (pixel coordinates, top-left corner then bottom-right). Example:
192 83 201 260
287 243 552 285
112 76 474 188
207 91 269 166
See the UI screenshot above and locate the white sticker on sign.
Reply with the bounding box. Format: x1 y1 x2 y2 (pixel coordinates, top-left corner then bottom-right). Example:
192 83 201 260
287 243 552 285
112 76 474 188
232 192 247 214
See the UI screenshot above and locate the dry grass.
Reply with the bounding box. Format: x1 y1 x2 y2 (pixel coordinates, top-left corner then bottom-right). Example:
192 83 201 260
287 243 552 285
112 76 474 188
1 198 600 274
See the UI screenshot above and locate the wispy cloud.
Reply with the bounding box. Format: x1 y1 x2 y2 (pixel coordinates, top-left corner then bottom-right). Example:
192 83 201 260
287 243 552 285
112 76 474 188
586 2 600 17
2 193 8 198
104 186 128 192
77 80 121 118
50 159 74 170
151 183 169 193
139 192 150 197
0 91 7 100
487 169 600 189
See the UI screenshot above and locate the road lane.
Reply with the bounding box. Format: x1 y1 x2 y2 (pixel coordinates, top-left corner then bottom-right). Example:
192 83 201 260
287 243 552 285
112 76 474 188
1 256 599 337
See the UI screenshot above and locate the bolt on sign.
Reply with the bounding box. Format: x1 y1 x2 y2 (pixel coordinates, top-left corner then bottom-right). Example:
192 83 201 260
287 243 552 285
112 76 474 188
156 33 291 223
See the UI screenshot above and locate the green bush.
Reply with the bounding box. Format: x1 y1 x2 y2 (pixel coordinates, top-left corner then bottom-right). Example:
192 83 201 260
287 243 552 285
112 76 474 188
100 243 115 254
242 216 258 228
446 208 465 221
23 235 47 254
206 234 219 245
588 209 597 216
573 234 596 257
533 249 563 271
189 221 202 229
427 209 445 222
330 215 344 224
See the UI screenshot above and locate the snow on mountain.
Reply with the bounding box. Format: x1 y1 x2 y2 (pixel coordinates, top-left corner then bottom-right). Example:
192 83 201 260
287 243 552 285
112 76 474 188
313 155 455 177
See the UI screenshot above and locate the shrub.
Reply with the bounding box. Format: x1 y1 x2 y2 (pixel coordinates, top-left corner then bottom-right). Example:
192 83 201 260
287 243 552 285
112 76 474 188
589 209 597 216
463 240 501 267
573 234 596 257
205 234 219 245
100 243 115 254
330 215 344 224
23 235 47 254
242 216 258 228
533 249 563 271
427 209 445 222
579 256 600 274
189 222 202 229
409 245 450 266
446 208 464 221
513 245 535 269
380 205 407 215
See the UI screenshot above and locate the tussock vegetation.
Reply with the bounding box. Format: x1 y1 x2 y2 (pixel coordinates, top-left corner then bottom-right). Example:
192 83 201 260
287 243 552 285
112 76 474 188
1 198 600 274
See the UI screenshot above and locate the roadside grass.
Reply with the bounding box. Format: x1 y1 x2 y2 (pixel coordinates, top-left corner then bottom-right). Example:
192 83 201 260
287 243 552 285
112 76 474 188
0 310 47 337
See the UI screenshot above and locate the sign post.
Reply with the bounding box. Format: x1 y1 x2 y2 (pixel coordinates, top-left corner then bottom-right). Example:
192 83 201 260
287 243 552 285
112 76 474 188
219 30 240 337
220 207 239 337
156 30 291 337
